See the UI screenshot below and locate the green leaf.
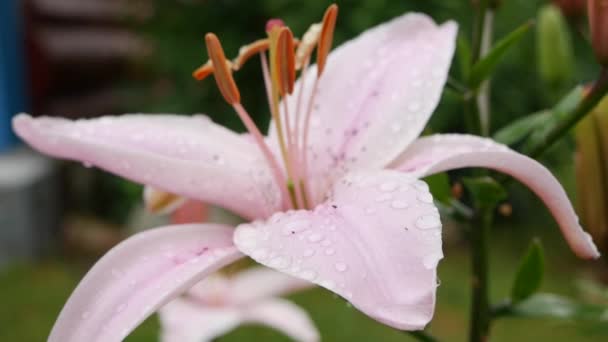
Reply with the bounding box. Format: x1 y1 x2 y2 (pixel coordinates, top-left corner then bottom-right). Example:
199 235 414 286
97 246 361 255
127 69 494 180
508 293 608 322
493 111 551 146
462 177 507 209
468 21 534 89
423 173 451 204
511 239 545 303
523 86 584 151
457 34 472 81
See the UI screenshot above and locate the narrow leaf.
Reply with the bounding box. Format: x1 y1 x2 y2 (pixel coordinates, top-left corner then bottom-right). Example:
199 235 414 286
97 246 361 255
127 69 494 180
511 239 545 303
508 293 608 322
469 21 534 89
493 111 551 146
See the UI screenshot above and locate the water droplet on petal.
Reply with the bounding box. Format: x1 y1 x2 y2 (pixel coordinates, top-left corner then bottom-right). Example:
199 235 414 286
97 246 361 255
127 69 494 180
416 215 441 230
325 248 336 255
418 193 434 204
379 182 398 192
300 270 317 281
391 200 409 209
335 262 348 272
375 193 392 202
308 233 323 243
303 249 316 257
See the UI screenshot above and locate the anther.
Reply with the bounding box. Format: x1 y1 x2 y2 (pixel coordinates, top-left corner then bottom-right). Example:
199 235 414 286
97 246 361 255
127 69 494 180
205 33 241 105
317 4 338 75
192 61 214 81
295 23 322 69
276 27 296 96
233 39 270 70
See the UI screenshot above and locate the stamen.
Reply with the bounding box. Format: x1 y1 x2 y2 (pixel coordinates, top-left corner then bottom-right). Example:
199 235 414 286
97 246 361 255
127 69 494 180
232 102 293 211
203 33 291 210
233 39 270 71
266 18 285 32
205 33 240 105
295 23 322 69
276 27 296 96
192 61 214 81
317 4 338 75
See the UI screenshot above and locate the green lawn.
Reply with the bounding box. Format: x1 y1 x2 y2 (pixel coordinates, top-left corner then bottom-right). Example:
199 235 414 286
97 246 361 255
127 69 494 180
1 224 605 341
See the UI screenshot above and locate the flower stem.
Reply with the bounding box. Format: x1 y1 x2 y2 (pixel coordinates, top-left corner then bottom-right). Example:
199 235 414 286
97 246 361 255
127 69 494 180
528 67 608 158
469 207 493 342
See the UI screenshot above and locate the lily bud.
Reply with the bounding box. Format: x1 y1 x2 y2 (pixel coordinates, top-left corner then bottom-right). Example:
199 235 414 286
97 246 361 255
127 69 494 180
575 93 608 253
588 0 608 66
536 4 575 88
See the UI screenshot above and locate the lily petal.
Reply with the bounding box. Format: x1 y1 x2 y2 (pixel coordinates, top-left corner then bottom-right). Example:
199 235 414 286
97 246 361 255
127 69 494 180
229 267 313 305
271 14 457 199
392 134 600 259
13 113 281 220
242 298 320 342
234 170 442 330
48 224 243 342
159 298 241 342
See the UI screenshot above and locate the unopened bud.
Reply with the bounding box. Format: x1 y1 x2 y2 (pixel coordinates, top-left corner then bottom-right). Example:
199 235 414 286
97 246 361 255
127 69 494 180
537 4 575 87
575 93 608 253
588 0 608 66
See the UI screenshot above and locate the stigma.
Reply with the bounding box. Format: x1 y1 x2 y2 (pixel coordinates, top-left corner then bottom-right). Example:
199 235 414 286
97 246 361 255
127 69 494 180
193 4 339 211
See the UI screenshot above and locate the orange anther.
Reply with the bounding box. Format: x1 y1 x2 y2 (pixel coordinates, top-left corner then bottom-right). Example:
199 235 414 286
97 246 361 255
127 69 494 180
295 23 321 69
276 27 296 96
205 33 241 105
192 61 214 81
233 39 270 70
317 4 338 75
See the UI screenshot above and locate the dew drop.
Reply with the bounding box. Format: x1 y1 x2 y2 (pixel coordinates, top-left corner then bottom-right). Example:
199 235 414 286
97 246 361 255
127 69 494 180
379 182 398 192
81 311 90 320
391 200 409 209
116 304 127 313
375 193 392 202
321 239 331 247
308 233 323 243
418 193 434 204
300 270 317 281
416 215 441 230
325 248 336 255
335 262 348 272
303 249 316 257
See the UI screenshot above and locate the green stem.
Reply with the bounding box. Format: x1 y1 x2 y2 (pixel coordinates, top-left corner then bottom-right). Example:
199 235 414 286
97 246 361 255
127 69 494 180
528 68 608 158
407 331 439 342
469 207 494 342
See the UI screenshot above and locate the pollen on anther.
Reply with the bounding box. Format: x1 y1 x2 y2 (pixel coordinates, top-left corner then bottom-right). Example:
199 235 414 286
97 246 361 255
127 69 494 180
205 33 241 105
317 4 338 75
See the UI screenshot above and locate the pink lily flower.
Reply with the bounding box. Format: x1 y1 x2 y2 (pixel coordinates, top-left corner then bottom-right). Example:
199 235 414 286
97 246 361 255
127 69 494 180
159 267 318 342
147 189 318 342
12 4 599 341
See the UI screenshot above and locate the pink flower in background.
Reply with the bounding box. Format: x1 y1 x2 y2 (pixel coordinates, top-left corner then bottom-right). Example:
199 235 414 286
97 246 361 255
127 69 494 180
159 268 318 342
12 4 599 341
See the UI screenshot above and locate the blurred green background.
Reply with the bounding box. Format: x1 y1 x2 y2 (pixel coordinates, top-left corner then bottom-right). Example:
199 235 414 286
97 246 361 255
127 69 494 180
2 0 608 341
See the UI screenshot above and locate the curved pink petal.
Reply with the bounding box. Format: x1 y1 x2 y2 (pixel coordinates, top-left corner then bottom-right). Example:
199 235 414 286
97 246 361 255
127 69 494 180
159 299 241 342
13 113 281 220
229 267 314 305
242 298 320 342
48 224 243 342
270 14 457 200
391 134 600 259
234 170 442 330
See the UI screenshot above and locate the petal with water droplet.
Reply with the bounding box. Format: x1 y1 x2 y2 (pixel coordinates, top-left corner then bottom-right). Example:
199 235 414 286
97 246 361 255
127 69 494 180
392 134 600 259
269 14 457 202
234 170 442 330
13 113 281 220
48 224 243 342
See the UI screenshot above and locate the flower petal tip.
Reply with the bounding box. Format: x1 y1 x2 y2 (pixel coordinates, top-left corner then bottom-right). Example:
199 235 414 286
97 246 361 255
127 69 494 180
12 113 34 136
